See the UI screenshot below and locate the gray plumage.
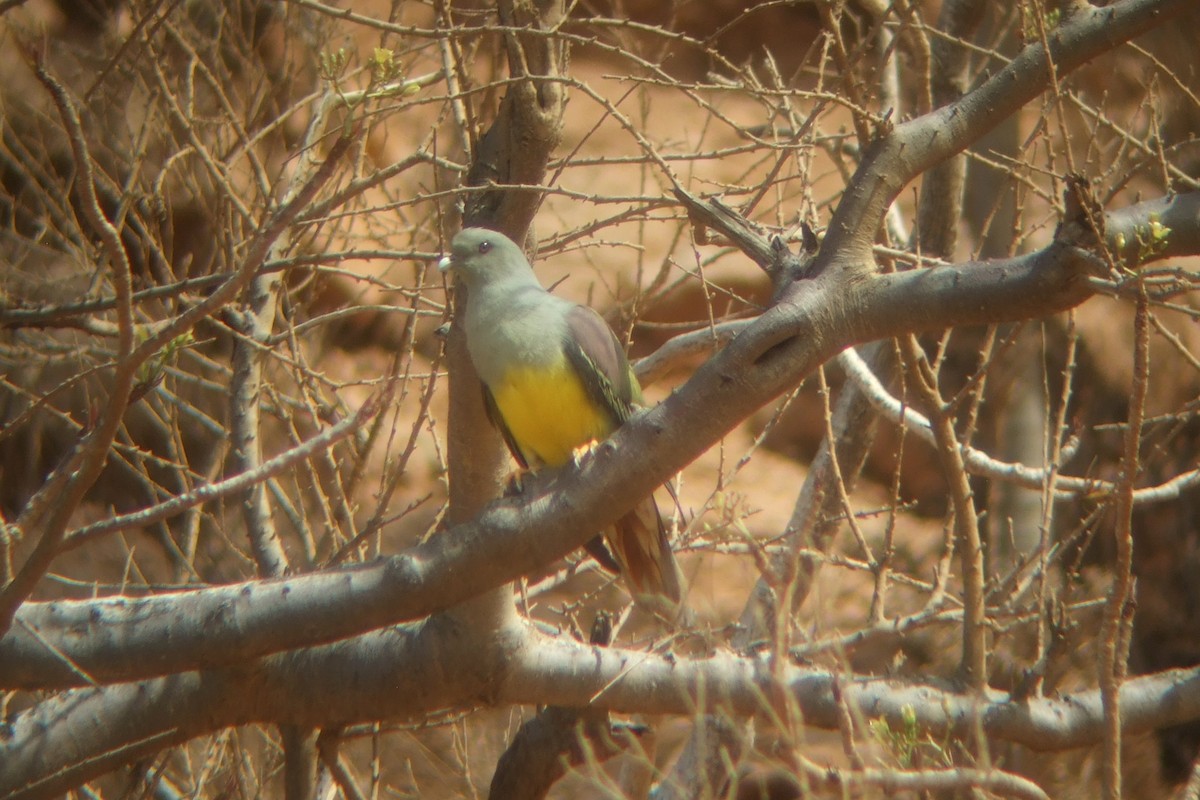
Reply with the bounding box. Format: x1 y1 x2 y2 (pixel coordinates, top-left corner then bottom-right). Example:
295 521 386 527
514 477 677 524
439 228 683 616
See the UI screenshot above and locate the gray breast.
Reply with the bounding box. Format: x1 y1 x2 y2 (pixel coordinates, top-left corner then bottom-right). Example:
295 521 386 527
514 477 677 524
464 283 570 386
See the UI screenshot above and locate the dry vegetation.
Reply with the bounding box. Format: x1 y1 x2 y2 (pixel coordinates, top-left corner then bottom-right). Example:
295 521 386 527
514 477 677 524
2 0 1200 798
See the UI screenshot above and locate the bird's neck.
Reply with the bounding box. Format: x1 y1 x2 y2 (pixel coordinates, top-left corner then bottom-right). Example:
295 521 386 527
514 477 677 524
464 279 547 327
463 281 568 383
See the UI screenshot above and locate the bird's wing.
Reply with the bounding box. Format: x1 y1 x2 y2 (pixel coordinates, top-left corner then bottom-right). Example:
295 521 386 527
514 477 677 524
561 304 681 604
561 304 640 426
482 383 530 470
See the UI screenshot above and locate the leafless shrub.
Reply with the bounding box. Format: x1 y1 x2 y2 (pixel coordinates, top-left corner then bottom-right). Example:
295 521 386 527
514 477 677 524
2 1 1200 798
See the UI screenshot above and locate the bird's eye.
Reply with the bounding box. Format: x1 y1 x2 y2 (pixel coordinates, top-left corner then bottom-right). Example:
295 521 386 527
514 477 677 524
478 240 492 254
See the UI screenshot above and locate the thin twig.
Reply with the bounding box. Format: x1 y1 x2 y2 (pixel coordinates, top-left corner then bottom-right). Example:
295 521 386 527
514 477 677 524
1099 286 1148 799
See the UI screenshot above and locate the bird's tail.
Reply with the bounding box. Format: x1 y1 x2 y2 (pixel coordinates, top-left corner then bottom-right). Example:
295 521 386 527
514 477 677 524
607 494 684 620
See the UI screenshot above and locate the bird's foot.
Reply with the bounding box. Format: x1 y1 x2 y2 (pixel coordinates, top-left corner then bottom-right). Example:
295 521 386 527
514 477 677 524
503 468 530 497
570 439 600 468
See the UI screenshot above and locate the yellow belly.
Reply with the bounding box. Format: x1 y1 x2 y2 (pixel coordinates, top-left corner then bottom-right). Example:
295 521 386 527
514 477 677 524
491 360 613 468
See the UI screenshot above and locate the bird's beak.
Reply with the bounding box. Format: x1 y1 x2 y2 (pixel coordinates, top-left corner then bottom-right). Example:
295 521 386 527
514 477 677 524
437 255 453 274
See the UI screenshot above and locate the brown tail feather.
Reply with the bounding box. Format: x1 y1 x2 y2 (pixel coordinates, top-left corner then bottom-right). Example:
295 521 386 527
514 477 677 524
607 494 683 617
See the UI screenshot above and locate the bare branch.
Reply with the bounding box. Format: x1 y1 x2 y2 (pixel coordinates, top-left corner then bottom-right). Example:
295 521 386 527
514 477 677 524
813 0 1193 278
0 61 140 635
1099 285 1149 798
6 627 1200 797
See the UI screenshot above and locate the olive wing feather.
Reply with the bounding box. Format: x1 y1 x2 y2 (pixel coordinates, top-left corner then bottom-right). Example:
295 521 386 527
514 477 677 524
561 304 641 426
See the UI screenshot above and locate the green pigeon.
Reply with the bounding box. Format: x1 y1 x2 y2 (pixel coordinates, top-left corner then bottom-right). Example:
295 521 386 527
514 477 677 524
438 228 683 615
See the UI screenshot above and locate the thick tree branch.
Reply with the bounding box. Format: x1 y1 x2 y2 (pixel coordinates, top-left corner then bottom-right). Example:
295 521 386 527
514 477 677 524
6 625 1200 799
814 0 1191 276
6 189 1199 689
462 0 567 237
4 10 1198 796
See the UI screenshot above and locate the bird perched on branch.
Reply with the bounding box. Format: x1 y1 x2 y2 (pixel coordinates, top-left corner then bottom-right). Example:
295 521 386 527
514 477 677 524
439 228 683 617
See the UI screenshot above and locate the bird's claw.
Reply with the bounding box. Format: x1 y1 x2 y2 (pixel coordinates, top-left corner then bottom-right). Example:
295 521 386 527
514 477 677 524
504 468 530 497
571 439 600 468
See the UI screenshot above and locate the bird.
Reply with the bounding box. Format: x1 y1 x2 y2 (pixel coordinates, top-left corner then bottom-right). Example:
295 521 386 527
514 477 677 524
438 227 683 617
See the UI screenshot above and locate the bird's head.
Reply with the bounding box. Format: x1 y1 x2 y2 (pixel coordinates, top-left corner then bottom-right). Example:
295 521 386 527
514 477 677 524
437 228 536 291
